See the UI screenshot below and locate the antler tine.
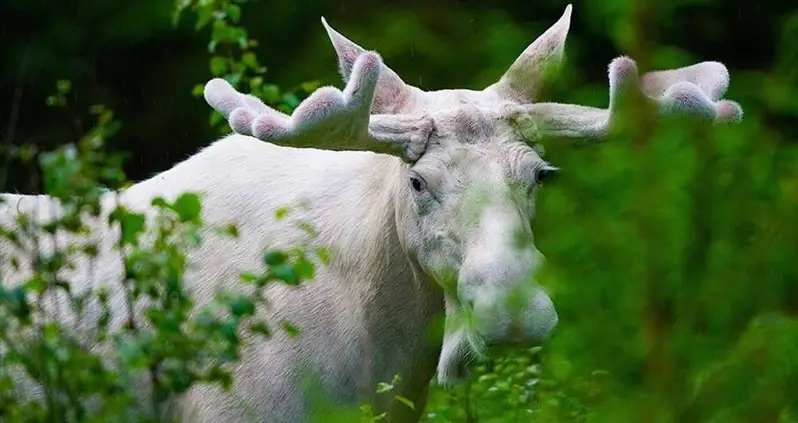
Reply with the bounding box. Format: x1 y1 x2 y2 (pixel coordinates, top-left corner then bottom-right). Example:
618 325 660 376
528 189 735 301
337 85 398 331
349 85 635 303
506 56 743 142
204 51 435 162
205 51 380 143
204 78 286 133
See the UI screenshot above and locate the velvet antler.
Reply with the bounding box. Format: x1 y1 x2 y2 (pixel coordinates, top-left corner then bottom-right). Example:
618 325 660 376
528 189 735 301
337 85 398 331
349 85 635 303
204 4 743 156
485 5 742 140
204 52 434 162
503 56 744 141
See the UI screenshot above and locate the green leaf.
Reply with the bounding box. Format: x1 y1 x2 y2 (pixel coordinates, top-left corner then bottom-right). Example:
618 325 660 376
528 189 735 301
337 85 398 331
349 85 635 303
219 321 238 344
191 84 205 97
282 93 299 108
270 263 298 285
292 257 315 280
224 72 242 87
120 212 146 246
151 197 169 209
297 222 318 237
376 382 394 394
4 286 31 321
226 4 241 22
300 80 322 93
82 243 99 257
233 27 249 48
218 223 239 238
281 321 300 337
251 321 271 338
239 272 263 285
263 250 288 266
210 56 228 76
209 110 223 127
394 395 415 410
315 247 330 265
229 296 255 318
261 84 281 104
24 277 46 294
172 193 202 223
241 52 258 69
56 79 72 94
274 207 289 220
195 6 214 30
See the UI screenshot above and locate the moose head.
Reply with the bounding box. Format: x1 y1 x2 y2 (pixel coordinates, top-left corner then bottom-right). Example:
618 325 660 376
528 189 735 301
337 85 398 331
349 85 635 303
203 4 742 383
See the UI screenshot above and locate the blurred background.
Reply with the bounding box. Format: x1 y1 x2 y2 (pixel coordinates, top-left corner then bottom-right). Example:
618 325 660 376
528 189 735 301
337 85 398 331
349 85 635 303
0 0 793 190
1 0 797 422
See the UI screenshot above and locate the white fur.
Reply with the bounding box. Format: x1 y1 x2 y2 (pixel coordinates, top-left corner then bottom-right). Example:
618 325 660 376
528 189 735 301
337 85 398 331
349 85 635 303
1 138 441 421
0 115 555 423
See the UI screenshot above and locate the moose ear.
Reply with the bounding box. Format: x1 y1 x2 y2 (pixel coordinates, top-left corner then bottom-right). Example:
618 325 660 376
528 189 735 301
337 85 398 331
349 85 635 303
321 17 417 114
487 4 573 104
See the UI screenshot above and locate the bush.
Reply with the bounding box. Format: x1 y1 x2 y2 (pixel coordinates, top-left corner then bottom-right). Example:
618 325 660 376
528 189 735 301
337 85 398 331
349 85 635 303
1 3 321 421
0 84 326 422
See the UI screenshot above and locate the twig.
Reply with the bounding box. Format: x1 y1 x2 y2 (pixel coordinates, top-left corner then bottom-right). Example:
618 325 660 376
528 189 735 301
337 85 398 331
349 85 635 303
0 48 29 192
464 376 477 423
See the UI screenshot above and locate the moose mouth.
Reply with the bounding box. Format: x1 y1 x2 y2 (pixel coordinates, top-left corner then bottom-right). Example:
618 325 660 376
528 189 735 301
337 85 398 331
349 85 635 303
436 326 550 386
435 282 558 384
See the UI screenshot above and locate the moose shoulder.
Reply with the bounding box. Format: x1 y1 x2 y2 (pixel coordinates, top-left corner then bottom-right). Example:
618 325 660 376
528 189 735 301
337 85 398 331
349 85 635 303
1 4 742 422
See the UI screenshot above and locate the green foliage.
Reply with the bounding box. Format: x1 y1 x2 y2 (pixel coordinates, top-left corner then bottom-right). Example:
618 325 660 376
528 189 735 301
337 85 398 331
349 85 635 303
172 0 320 131
424 347 547 422
0 81 320 421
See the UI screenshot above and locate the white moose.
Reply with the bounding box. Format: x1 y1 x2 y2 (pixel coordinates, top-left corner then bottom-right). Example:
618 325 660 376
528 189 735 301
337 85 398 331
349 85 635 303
1 4 742 422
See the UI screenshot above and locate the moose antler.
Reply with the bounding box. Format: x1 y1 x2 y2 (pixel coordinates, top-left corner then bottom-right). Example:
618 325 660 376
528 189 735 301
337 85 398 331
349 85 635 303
204 51 434 162
204 4 743 157
503 56 743 141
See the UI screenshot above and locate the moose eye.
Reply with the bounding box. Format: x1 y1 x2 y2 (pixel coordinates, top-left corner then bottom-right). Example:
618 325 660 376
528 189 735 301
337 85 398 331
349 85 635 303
410 176 427 192
535 166 559 184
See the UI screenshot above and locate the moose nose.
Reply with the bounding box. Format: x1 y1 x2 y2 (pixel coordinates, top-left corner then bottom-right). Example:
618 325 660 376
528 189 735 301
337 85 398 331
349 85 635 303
474 285 557 345
522 287 558 343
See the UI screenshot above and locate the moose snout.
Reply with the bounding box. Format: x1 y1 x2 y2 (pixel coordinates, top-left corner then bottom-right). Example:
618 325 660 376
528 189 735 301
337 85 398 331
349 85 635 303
514 287 558 344
458 246 558 348
472 285 558 347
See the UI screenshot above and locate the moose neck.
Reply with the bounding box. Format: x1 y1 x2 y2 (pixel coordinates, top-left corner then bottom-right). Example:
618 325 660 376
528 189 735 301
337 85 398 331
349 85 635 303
319 151 444 321
321 155 434 293
315 151 445 399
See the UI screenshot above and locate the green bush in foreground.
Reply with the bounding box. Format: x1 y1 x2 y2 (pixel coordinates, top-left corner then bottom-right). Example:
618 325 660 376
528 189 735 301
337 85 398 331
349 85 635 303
0 87 322 422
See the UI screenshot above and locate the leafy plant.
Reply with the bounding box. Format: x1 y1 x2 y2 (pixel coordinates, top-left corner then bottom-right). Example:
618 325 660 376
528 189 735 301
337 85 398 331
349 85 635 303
172 0 320 130
0 81 320 422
